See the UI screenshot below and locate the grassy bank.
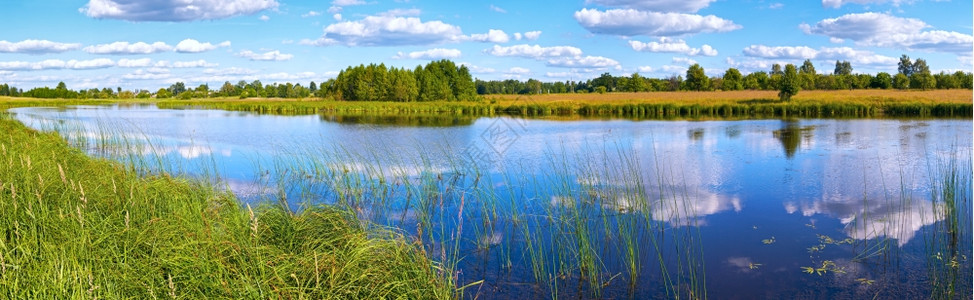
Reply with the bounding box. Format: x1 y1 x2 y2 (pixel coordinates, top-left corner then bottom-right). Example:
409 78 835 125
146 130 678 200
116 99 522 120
143 89 974 119
0 115 452 298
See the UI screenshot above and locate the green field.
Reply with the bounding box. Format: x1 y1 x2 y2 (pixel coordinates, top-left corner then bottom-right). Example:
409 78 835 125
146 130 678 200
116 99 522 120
0 115 453 299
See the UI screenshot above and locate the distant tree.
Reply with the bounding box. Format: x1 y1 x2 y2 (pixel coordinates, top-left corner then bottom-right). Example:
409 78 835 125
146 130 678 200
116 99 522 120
168 82 186 96
799 59 816 75
893 73 910 89
779 64 800 101
684 64 710 91
910 58 935 90
898 55 913 76
771 64 783 76
155 88 171 98
833 60 853 75
591 72 616 92
625 73 647 92
799 59 817 90
721 68 744 91
744 71 769 90
872 72 892 89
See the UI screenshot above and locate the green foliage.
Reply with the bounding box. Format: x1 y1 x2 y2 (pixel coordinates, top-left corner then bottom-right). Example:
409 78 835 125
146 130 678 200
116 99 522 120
779 64 800 101
893 73 910 89
872 72 893 89
834 60 853 75
684 64 711 91
722 68 744 91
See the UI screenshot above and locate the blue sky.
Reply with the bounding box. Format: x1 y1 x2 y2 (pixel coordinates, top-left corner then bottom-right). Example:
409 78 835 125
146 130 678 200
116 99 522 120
0 0 971 90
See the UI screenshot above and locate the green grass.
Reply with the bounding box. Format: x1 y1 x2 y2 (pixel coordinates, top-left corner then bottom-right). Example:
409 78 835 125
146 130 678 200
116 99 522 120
0 114 453 298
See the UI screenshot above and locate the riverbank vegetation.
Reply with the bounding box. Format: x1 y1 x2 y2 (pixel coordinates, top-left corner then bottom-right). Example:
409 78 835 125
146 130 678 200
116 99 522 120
0 115 453 298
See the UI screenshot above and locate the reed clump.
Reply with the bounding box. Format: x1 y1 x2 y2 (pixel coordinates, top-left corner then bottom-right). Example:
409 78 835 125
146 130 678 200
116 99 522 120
0 114 452 298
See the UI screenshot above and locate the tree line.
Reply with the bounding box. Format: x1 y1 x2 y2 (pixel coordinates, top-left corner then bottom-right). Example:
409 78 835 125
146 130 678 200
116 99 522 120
1 57 969 101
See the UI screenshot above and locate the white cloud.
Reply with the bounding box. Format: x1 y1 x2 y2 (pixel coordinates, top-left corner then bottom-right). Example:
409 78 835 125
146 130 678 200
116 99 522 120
123 69 171 80
637 66 654 72
117 58 152 68
394 48 461 60
671 57 698 65
333 14 342 21
547 56 621 69
514 33 522 40
332 0 364 5
80 0 279 22
768 3 784 9
489 4 507 13
307 12 462 46
0 40 81 54
238 50 293 61
377 9 421 17
0 59 115 71
524 31 542 40
459 62 496 74
171 60 218 68
801 12 973 54
584 0 716 13
203 67 257 75
507 67 531 74
743 45 818 59
821 0 915 8
629 38 717 56
84 41 173 55
484 44 583 58
264 71 317 81
302 11 321 17
465 29 510 43
259 15 270 21
574 8 742 37
174 39 230 53
661 65 687 73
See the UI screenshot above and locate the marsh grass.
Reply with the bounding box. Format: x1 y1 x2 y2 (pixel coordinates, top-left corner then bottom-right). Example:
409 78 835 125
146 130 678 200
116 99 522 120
150 89 973 119
0 113 453 298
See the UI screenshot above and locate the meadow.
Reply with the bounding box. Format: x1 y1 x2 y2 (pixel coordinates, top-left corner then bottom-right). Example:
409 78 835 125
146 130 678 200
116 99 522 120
0 114 454 298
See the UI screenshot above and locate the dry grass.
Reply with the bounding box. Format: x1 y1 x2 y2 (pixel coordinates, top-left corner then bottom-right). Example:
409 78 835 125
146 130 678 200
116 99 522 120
486 89 973 106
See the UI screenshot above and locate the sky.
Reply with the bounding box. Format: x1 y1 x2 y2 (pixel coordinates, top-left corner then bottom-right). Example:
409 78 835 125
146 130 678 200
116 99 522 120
0 0 971 90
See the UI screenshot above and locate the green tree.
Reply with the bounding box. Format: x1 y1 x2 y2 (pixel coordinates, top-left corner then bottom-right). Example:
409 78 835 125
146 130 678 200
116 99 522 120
155 88 171 98
778 64 800 101
684 64 710 91
909 58 934 90
872 72 892 89
893 73 910 89
721 68 743 91
898 55 913 76
833 60 853 75
625 73 646 92
798 59 817 90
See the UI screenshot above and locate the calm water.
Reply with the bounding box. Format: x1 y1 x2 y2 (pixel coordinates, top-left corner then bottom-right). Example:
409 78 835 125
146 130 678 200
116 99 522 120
10 104 973 299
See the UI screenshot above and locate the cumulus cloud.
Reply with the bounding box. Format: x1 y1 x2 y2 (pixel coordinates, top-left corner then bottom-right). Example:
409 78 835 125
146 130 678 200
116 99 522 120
302 11 321 17
306 12 463 46
258 15 270 21
484 44 583 58
203 67 257 75
584 0 716 13
523 31 542 40
629 38 717 56
671 57 698 65
546 56 621 69
80 0 279 22
459 62 496 74
465 29 510 43
174 39 231 53
84 41 173 55
743 45 898 66
0 59 115 71
0 40 82 54
801 12 973 54
117 58 152 68
238 50 293 61
123 69 170 80
574 8 741 37
821 0 915 8
637 66 654 72
171 60 218 68
394 48 461 60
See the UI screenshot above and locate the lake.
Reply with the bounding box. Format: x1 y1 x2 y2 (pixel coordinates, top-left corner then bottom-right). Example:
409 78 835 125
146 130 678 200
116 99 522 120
10 104 972 299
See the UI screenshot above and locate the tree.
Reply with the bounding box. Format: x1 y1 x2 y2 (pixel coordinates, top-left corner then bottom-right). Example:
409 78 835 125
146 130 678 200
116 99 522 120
684 64 710 91
893 73 910 89
771 64 783 76
168 82 186 96
799 59 816 90
625 73 647 92
909 58 934 90
799 59 816 75
721 68 743 91
779 64 800 101
155 88 171 98
898 55 913 76
872 72 892 89
833 60 853 75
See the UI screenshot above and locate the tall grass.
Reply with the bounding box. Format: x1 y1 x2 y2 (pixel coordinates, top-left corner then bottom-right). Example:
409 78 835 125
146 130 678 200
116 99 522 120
0 113 453 298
